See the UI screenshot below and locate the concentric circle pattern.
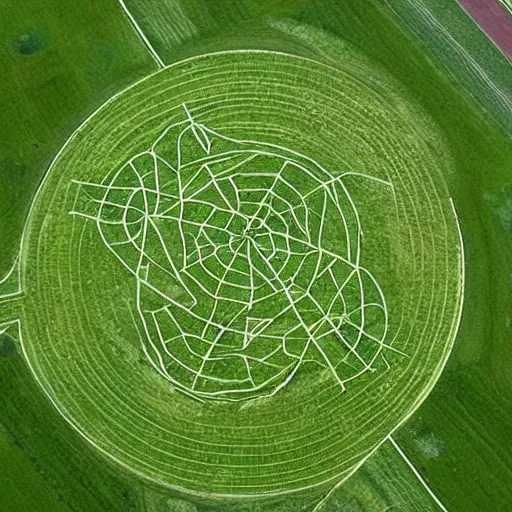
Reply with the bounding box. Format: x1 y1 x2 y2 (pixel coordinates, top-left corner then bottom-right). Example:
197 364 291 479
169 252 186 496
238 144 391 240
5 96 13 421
20 51 463 497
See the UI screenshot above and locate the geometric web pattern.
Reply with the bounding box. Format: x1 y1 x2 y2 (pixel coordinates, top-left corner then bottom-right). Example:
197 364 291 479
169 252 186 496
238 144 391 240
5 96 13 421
71 105 402 402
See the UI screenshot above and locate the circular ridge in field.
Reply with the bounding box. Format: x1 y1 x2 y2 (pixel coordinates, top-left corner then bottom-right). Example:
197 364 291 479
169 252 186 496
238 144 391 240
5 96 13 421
20 51 463 498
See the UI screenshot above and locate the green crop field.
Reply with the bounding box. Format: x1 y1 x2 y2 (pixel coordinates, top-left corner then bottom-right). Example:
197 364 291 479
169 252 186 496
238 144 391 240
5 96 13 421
0 1 510 511
0 432 68 512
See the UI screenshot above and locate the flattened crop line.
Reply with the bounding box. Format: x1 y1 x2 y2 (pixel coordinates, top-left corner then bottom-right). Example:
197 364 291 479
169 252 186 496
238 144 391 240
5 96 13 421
118 0 165 68
388 435 448 512
0 241 22 300
0 297 24 323
0 252 19 286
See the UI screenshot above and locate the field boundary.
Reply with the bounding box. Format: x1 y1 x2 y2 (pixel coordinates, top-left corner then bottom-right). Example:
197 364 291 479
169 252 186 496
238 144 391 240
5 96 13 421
118 0 165 68
388 436 448 511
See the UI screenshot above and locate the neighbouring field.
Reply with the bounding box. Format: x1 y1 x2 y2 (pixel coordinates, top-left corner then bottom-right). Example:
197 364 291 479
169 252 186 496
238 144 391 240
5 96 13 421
318 440 442 511
384 0 512 135
0 0 157 278
0 433 69 512
0 321 142 512
0 0 157 509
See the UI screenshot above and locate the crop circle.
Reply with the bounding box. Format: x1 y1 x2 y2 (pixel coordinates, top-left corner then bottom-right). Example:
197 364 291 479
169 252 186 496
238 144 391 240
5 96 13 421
20 51 463 497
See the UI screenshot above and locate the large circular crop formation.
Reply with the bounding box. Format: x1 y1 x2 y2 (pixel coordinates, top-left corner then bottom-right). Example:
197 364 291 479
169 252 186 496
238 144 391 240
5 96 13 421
20 51 463 498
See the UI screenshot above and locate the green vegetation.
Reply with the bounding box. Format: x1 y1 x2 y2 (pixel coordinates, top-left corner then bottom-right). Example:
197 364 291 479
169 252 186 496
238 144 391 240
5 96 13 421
0 433 69 512
0 333 16 358
385 0 512 134
70 108 395 401
498 0 512 15
0 0 157 277
123 0 310 56
319 440 442 511
117 4 512 507
0 323 142 512
0 0 156 509
1 0 510 510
